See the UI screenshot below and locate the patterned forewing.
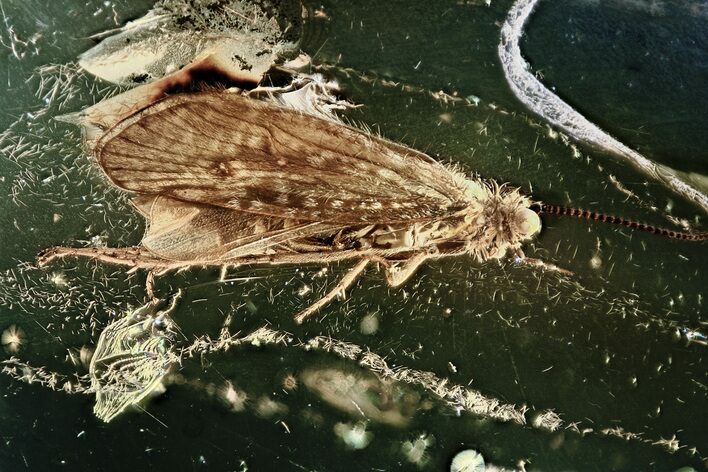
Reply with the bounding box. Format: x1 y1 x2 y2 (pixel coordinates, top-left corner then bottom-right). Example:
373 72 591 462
139 196 343 262
97 92 473 224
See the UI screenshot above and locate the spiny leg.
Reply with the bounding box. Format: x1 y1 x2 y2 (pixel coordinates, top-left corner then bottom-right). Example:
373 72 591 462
145 271 158 303
294 258 371 324
37 246 178 271
384 252 430 287
514 250 574 276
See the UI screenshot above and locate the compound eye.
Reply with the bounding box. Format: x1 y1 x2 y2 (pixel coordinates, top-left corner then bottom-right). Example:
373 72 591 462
517 208 541 238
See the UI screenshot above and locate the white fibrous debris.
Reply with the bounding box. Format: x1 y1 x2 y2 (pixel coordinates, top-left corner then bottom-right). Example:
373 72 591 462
297 284 311 296
0 264 143 329
651 435 681 453
48 272 70 288
450 449 485 472
1 357 91 393
601 426 642 442
402 433 434 466
1 325 26 353
79 0 299 86
242 326 292 347
333 422 373 450
181 325 291 357
532 410 563 432
88 234 109 247
66 345 94 370
304 336 363 360
589 253 602 270
220 381 248 412
498 0 708 213
359 312 379 335
254 395 288 419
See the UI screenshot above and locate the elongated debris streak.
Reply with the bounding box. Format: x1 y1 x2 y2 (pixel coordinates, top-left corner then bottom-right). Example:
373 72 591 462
0 322 696 455
498 0 708 214
181 324 694 455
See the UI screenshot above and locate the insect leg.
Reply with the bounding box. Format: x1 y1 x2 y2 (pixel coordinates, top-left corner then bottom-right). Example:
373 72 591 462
294 258 371 324
36 246 174 271
160 288 183 315
514 250 574 276
146 271 158 302
384 252 430 287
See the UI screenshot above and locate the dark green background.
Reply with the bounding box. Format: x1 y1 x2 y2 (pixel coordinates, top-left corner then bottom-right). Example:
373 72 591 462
0 0 705 470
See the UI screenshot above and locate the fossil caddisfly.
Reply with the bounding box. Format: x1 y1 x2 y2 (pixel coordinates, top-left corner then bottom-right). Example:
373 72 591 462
38 91 706 322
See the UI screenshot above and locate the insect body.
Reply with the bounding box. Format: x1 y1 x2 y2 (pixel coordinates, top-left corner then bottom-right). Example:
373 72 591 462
44 90 706 322
40 91 542 322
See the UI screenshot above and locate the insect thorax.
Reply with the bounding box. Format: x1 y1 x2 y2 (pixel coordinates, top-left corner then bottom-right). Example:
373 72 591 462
458 188 541 260
290 186 542 262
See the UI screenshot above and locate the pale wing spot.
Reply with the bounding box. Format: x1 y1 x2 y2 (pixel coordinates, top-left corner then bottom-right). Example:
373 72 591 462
226 169 244 179
303 197 319 208
245 133 267 150
307 154 327 165
376 167 401 181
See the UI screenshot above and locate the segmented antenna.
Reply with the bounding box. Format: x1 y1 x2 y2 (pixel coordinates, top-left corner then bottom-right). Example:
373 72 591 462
532 203 708 241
